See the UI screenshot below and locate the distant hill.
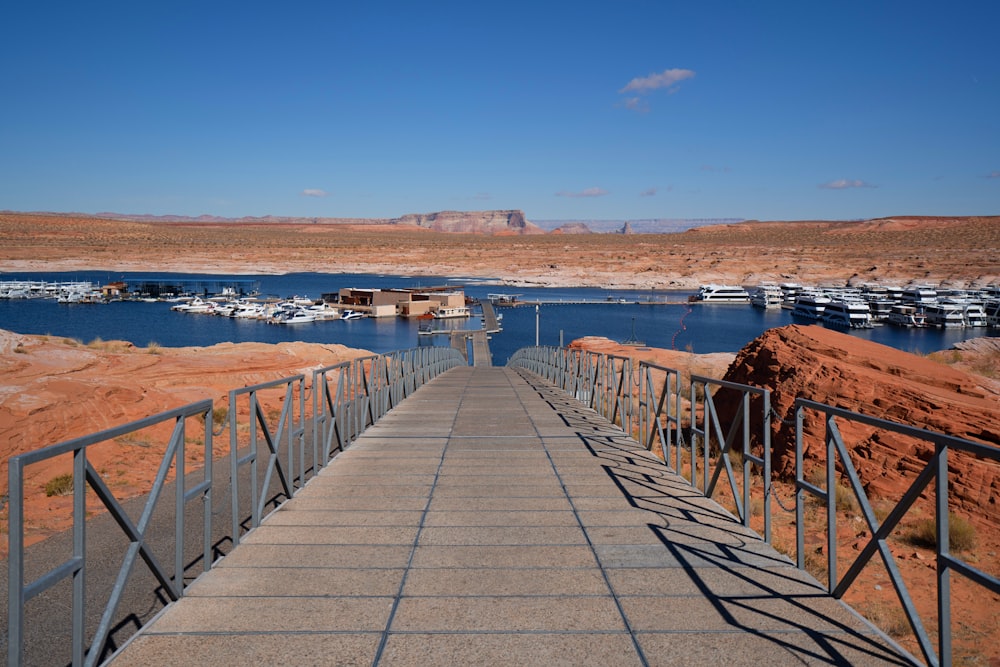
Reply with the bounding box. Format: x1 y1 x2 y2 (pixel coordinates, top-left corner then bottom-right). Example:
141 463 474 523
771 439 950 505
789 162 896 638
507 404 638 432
534 218 745 233
2 210 746 234
2 210 543 235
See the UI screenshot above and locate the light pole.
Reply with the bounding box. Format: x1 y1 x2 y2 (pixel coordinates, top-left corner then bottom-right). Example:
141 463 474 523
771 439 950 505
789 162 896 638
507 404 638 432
535 304 539 346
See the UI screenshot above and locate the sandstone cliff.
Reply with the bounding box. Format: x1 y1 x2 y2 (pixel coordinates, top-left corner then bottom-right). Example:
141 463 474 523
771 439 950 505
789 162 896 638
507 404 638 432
551 222 594 234
718 325 1000 528
390 209 543 234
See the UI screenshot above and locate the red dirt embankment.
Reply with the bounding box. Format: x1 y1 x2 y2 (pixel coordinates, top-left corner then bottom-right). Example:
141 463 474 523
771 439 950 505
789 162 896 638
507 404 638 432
0 330 370 553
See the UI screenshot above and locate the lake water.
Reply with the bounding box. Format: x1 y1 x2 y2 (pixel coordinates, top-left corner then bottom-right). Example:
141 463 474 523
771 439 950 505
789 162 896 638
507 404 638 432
1 271 994 364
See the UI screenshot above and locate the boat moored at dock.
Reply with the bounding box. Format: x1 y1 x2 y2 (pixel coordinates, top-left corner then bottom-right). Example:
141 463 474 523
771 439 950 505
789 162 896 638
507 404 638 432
692 285 750 303
821 300 874 329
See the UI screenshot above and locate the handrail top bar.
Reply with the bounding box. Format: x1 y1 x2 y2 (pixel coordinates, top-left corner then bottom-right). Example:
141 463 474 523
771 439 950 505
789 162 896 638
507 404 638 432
638 360 681 374
690 373 770 396
312 355 375 376
312 346 464 377
231 374 305 396
795 397 999 459
10 399 214 467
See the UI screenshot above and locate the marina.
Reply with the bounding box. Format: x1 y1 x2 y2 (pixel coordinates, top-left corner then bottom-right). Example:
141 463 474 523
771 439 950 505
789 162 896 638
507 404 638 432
1 272 998 364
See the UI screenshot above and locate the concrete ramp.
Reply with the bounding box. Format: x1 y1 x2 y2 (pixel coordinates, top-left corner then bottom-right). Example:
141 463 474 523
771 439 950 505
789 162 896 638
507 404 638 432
110 367 906 666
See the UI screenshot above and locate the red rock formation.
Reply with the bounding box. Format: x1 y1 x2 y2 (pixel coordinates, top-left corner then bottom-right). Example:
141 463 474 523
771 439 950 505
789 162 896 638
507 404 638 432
718 325 1000 529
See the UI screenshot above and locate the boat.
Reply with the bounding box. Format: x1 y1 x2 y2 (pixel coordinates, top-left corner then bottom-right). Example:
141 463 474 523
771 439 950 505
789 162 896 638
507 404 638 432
692 285 750 303
961 302 987 327
171 296 212 313
985 300 1000 328
282 310 318 324
791 293 831 320
821 300 873 329
749 284 784 308
886 304 926 328
340 310 364 320
923 303 964 328
901 286 938 305
270 308 317 324
433 306 471 319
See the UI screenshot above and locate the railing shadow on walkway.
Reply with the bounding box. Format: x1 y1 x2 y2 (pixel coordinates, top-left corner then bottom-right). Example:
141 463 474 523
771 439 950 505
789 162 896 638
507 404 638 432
510 346 1000 667
516 370 912 665
5 346 465 667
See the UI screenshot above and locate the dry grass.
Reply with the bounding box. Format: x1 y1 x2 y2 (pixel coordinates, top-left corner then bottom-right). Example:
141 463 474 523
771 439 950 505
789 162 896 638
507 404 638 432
44 473 74 497
906 513 978 552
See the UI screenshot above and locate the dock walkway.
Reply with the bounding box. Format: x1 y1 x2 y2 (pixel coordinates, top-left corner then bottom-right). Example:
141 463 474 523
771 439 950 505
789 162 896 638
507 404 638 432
110 367 906 666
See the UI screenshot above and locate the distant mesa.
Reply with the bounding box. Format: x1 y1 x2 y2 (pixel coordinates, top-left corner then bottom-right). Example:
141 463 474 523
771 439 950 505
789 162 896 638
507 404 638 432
7 210 752 235
550 222 594 234
389 210 544 235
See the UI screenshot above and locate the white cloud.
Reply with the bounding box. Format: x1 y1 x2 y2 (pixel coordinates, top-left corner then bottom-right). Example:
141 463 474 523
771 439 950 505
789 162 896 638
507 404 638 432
619 68 695 95
819 179 877 190
640 187 658 197
621 97 650 113
555 187 609 198
301 188 328 197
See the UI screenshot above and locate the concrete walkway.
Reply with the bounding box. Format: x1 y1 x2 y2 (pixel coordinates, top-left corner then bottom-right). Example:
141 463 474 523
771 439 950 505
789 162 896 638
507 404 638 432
110 367 907 666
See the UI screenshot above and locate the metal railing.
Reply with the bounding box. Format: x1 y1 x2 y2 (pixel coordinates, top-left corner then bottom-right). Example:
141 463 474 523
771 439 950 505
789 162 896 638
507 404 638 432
229 374 306 546
7 400 215 667
6 345 465 666
794 399 1000 667
637 362 682 473
510 344 999 666
689 375 773 542
509 346 772 541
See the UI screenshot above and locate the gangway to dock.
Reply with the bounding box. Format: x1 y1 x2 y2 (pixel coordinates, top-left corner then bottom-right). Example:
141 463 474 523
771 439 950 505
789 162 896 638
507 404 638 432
104 367 906 666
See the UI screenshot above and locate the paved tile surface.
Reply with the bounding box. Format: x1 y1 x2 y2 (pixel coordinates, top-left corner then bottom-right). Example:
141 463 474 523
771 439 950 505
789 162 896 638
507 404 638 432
110 367 908 666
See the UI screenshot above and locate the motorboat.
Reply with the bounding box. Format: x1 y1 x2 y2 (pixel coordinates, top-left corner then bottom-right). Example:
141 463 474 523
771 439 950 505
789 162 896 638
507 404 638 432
340 310 364 320
692 285 750 302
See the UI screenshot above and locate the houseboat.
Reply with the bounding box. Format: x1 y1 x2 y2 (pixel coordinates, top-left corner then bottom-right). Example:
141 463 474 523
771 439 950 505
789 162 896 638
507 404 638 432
923 303 964 328
692 285 750 303
901 286 938 305
791 293 832 320
887 304 926 328
821 300 874 329
749 284 784 308
985 300 1000 328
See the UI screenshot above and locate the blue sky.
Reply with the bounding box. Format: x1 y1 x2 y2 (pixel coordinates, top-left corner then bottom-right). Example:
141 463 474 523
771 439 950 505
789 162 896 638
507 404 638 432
1 1 997 221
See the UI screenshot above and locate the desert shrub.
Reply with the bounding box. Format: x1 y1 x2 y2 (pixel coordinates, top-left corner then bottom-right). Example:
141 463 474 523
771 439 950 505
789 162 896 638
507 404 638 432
906 513 977 552
212 406 228 427
44 473 74 497
834 481 858 512
861 600 911 638
146 341 162 354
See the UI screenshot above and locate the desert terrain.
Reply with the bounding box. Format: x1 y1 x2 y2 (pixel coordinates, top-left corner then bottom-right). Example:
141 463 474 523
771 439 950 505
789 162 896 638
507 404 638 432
1 212 999 289
1 212 999 663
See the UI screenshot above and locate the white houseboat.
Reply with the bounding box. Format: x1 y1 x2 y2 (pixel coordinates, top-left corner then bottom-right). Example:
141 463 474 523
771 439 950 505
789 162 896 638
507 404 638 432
749 284 784 308
923 303 964 328
821 300 874 329
693 285 750 303
791 293 832 320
